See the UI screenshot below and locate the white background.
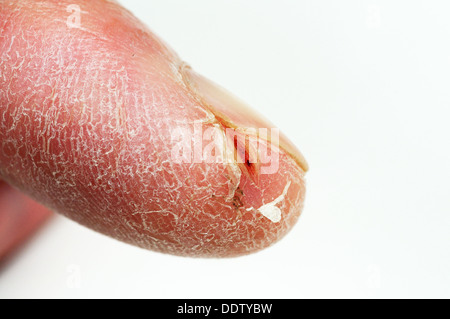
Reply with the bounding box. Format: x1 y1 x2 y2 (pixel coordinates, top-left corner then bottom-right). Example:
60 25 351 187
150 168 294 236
1 0 449 298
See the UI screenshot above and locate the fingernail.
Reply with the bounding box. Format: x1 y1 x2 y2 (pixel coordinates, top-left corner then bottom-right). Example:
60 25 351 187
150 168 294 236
181 65 309 172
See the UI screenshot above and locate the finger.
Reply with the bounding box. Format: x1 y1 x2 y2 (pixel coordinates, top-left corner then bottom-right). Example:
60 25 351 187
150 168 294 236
0 180 52 263
0 0 307 257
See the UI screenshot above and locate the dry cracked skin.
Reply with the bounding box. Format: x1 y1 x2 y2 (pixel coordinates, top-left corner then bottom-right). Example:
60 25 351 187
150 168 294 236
0 0 308 258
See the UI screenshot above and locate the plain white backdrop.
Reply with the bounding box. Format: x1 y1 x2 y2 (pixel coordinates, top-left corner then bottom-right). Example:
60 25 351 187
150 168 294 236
0 0 449 298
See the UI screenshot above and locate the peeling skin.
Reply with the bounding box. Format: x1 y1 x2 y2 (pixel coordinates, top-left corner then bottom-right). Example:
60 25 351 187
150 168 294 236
0 0 307 257
257 181 291 223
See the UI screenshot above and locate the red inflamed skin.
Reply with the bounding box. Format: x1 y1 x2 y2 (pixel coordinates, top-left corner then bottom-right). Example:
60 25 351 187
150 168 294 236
0 0 308 257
